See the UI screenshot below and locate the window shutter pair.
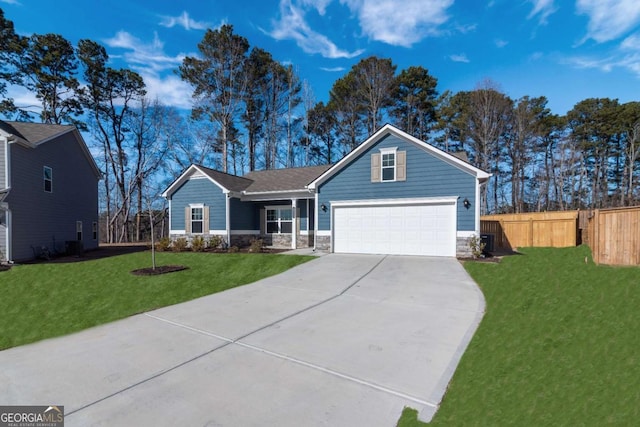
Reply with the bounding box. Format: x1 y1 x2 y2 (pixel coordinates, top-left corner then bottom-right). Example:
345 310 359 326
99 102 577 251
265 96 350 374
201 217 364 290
371 151 406 182
184 206 209 233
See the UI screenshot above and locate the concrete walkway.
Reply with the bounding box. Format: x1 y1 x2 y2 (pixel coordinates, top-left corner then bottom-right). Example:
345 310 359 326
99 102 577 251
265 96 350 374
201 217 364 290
0 254 485 426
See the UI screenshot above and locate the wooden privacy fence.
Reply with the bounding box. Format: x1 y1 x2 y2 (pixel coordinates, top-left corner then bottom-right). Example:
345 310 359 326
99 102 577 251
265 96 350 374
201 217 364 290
583 206 640 266
480 211 579 251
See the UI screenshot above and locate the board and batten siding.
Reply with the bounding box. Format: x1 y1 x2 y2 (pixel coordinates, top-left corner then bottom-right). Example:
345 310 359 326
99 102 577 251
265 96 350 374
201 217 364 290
170 178 226 232
317 134 477 232
5 132 99 261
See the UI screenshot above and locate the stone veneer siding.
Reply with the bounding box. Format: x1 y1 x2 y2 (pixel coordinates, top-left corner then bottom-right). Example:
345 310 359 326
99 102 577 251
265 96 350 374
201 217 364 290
456 236 473 258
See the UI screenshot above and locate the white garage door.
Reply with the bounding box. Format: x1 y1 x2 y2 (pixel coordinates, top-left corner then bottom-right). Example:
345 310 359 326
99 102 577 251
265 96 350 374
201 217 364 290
333 200 457 256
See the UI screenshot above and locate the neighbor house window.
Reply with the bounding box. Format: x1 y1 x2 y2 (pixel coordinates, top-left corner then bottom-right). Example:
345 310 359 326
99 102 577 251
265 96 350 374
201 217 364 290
191 207 203 234
266 207 292 234
76 221 82 241
92 221 98 240
44 166 53 192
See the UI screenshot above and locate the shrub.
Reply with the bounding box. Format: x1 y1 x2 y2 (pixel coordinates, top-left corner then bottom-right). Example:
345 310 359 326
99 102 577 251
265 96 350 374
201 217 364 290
228 245 239 253
208 235 223 250
468 234 486 259
155 237 171 252
172 237 188 252
249 238 263 253
191 235 205 252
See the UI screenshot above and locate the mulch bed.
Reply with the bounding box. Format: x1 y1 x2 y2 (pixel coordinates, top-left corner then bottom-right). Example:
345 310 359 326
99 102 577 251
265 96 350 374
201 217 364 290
130 265 189 276
0 264 11 272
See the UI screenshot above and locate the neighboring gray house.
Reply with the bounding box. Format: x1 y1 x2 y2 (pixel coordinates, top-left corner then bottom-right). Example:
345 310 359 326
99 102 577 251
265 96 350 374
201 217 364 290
0 120 101 262
162 124 491 257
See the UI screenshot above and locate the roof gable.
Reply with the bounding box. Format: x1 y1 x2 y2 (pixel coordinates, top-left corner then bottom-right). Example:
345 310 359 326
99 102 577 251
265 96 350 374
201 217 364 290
308 124 491 189
0 120 73 147
0 120 101 179
161 165 253 197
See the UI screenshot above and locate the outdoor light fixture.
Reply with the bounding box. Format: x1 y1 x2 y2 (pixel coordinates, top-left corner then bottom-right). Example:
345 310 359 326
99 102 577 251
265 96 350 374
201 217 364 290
463 198 471 209
320 203 327 212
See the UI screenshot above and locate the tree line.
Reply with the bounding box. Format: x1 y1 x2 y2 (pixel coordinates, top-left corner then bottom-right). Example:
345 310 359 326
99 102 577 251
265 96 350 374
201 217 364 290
1 9 639 242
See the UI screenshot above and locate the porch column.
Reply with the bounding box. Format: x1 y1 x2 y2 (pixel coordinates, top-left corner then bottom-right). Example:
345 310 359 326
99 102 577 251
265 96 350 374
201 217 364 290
291 198 297 249
226 194 231 248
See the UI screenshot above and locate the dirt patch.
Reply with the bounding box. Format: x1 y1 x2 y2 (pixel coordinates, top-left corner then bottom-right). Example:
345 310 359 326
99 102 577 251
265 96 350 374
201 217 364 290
131 265 189 276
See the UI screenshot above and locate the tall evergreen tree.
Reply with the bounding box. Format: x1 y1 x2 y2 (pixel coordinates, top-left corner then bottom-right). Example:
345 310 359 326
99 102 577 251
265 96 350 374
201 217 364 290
180 24 249 173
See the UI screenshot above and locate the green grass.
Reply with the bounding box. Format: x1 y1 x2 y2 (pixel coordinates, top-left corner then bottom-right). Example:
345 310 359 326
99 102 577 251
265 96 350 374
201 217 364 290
0 251 313 350
398 245 640 426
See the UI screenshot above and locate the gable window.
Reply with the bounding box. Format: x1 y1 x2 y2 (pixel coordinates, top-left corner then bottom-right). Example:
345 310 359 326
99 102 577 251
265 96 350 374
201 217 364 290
381 152 396 181
191 206 203 234
44 166 52 192
371 148 406 183
266 207 292 234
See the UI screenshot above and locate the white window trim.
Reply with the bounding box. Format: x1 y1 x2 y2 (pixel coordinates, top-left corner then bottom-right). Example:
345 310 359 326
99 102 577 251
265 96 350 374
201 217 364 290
265 205 293 235
379 147 397 182
92 221 98 240
189 203 205 235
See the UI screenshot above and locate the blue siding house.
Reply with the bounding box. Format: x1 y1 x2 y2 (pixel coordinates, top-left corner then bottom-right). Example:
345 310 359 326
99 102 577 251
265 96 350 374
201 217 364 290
0 121 101 262
162 124 490 257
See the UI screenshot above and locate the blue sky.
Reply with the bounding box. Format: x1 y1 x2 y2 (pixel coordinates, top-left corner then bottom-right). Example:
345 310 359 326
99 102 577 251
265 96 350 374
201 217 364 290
3 0 640 115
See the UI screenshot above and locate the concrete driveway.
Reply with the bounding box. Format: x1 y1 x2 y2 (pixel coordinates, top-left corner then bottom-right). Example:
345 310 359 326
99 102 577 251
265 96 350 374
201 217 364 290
0 254 485 426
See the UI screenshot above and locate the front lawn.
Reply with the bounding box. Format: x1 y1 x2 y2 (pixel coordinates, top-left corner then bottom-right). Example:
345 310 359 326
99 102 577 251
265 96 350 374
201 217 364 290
398 245 639 426
0 251 312 350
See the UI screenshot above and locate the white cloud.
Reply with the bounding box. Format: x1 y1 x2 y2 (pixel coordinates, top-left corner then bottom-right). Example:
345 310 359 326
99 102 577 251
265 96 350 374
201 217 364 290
301 0 333 15
495 39 508 48
139 74 194 110
159 11 211 31
103 31 193 110
621 32 640 50
0 0 20 5
450 53 470 63
103 31 185 74
529 51 544 61
577 0 640 43
5 84 39 114
527 0 557 25
565 51 640 76
320 66 346 72
341 0 454 47
268 0 364 59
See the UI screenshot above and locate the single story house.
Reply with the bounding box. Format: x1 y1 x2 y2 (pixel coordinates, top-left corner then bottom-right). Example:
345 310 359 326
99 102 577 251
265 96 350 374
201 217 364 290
162 124 491 257
0 120 101 262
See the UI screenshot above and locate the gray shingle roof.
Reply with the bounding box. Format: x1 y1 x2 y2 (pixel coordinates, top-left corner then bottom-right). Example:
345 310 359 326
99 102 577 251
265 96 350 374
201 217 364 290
242 164 332 193
0 120 73 144
196 165 254 192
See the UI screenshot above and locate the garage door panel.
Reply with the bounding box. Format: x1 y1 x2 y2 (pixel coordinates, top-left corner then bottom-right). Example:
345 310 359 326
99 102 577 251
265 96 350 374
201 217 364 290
333 202 456 257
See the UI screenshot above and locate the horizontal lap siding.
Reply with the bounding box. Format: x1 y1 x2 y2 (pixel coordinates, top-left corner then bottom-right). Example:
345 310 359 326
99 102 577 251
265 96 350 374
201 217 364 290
230 198 258 230
317 134 476 231
7 133 99 261
170 179 226 231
